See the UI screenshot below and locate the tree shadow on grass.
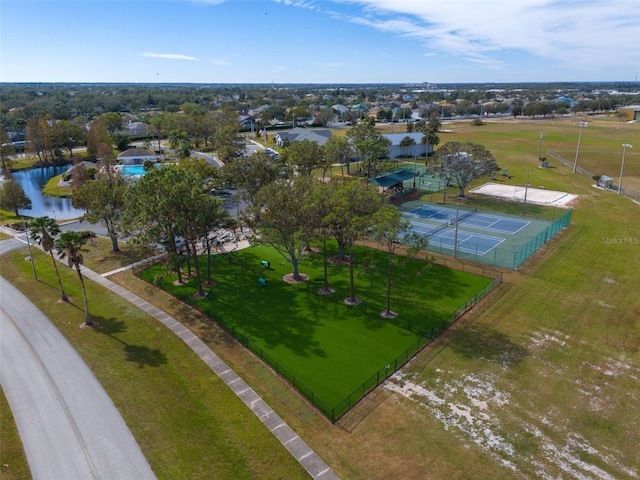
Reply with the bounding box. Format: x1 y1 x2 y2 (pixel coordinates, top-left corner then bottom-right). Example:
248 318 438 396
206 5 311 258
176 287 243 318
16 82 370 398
124 345 168 368
93 315 168 368
181 252 330 359
94 316 127 337
445 324 529 367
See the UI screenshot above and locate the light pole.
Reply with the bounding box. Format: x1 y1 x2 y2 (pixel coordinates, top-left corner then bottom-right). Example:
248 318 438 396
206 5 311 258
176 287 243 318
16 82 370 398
572 121 588 174
618 144 633 195
537 132 543 160
522 170 531 216
23 217 37 280
453 200 459 259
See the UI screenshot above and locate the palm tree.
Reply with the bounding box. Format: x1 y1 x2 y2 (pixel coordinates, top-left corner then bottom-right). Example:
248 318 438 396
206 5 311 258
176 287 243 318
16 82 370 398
29 216 68 302
55 231 91 326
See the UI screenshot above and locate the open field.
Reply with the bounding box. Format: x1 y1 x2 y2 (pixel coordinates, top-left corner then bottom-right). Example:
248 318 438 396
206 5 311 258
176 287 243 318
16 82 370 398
2 116 639 479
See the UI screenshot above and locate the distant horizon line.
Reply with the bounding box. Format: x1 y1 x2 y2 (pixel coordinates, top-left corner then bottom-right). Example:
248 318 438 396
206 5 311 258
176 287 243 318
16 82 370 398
1 80 638 87
0 80 640 94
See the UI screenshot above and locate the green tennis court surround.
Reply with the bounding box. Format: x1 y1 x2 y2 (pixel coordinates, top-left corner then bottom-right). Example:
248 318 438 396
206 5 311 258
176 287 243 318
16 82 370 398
401 201 571 269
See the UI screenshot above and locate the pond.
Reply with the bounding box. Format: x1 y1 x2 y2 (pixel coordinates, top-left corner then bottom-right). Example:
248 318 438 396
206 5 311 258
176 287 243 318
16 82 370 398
10 165 85 220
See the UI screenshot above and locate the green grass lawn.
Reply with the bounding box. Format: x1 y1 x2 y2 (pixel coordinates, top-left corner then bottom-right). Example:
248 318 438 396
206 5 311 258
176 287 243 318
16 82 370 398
42 173 72 197
0 389 30 480
0 209 24 226
140 242 494 419
81 236 158 274
436 117 640 188
0 248 309 480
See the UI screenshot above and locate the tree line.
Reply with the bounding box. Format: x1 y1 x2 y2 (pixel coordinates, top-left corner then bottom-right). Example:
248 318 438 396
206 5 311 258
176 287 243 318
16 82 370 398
7 115 498 322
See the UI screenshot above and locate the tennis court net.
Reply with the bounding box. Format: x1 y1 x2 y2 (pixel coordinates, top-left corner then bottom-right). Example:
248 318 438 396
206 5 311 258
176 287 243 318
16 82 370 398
426 221 450 237
450 208 477 225
409 220 449 238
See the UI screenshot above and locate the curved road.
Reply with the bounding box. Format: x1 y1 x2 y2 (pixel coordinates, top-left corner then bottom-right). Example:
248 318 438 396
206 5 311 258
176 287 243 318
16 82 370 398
1 231 339 480
0 238 156 480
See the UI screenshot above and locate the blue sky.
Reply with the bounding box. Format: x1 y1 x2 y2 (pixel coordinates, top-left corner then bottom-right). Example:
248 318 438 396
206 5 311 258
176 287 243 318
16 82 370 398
1 0 639 84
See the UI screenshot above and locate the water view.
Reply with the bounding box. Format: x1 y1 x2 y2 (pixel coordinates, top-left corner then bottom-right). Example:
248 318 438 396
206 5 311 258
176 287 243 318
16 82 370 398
10 165 85 220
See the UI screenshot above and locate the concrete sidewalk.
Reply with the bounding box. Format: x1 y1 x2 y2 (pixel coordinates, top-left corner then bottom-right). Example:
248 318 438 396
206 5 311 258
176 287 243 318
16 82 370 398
1 227 339 479
81 266 340 480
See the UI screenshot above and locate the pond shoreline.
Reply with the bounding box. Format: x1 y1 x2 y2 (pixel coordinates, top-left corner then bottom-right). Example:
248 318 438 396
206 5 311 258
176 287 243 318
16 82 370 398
8 165 85 220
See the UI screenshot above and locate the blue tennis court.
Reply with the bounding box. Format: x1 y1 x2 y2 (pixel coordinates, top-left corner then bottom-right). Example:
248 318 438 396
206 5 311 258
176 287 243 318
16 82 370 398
404 205 529 235
407 220 504 256
404 205 456 222
458 213 530 235
398 199 572 269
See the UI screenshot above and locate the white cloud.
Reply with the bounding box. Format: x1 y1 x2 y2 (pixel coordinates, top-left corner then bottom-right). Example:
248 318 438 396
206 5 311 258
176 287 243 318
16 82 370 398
211 60 230 66
277 0 319 11
140 52 199 61
316 0 640 74
189 0 227 4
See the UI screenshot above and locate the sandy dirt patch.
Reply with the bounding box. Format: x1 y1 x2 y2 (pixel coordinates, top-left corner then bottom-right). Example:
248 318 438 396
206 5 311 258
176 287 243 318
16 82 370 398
470 182 578 207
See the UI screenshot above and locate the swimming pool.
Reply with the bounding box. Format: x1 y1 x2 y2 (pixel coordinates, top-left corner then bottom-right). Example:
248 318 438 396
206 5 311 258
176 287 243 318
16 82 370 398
120 165 147 176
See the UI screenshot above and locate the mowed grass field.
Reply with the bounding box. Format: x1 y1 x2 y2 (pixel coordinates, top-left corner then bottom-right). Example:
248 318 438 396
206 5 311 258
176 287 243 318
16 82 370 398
437 116 640 192
2 116 638 479
140 242 493 417
305 117 639 479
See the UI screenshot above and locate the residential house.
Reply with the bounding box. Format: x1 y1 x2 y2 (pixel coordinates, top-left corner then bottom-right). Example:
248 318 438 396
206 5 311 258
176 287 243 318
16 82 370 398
331 104 349 116
274 127 333 147
238 114 255 130
115 121 148 137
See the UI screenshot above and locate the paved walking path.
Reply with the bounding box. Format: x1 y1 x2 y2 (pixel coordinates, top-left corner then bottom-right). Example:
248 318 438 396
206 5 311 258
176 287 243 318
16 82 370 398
81 266 339 480
1 228 339 480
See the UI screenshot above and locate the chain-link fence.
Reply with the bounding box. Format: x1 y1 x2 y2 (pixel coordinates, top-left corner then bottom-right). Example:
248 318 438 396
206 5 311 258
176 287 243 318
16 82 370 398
547 150 639 202
133 257 502 423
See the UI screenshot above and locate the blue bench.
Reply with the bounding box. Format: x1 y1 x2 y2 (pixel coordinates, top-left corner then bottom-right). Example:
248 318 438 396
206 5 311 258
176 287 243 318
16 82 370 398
258 278 267 287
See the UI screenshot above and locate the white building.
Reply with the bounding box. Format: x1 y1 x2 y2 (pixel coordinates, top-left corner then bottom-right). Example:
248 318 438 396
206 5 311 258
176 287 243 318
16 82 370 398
117 148 160 165
382 133 433 159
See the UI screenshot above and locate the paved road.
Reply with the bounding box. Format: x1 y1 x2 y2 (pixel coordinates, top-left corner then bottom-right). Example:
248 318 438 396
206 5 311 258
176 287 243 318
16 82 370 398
1 231 339 480
0 240 156 480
